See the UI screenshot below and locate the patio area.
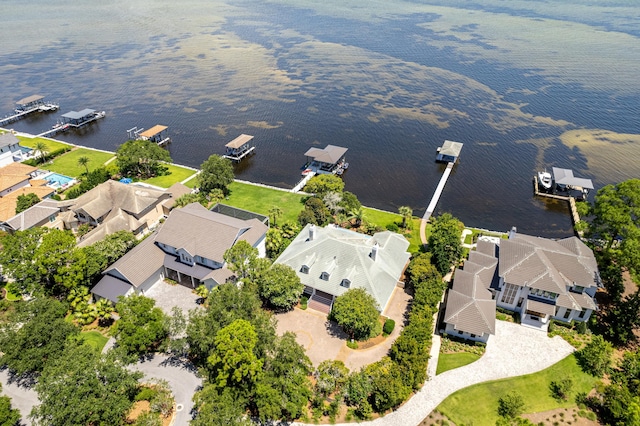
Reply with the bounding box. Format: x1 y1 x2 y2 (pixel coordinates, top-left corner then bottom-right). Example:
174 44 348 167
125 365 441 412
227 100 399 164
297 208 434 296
144 279 202 316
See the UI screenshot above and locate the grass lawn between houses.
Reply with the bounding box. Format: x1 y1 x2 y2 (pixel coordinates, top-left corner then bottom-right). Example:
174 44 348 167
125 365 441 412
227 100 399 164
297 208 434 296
80 330 109 352
437 354 598 425
225 181 305 224
141 164 198 188
15 135 72 153
436 352 481 375
44 148 115 177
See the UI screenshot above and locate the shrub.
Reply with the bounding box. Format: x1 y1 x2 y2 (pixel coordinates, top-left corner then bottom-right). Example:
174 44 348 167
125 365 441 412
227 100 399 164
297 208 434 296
498 391 525 418
576 321 588 335
383 319 395 335
24 146 72 166
385 223 399 232
576 335 613 377
135 387 159 402
550 378 573 400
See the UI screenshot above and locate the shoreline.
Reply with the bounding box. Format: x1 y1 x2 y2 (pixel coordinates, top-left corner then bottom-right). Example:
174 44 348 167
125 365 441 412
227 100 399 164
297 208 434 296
2 127 510 237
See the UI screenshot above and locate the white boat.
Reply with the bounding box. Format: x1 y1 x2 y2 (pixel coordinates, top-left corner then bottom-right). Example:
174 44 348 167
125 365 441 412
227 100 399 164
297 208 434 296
538 170 552 190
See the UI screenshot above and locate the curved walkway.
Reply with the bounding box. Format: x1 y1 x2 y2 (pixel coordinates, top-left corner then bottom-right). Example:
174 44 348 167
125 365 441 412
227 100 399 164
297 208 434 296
295 320 575 426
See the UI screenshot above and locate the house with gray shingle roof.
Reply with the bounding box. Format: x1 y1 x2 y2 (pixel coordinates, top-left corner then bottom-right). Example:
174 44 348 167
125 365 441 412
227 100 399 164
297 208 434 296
91 203 268 302
274 224 411 314
443 228 600 341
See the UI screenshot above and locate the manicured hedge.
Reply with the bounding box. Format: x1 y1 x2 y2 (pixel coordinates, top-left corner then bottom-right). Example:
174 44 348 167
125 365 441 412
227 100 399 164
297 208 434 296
23 147 72 166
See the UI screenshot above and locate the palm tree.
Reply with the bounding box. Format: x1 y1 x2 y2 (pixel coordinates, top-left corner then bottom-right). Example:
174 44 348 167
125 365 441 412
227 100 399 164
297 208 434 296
398 206 413 229
94 299 114 326
348 207 366 228
34 141 48 164
77 155 90 174
269 206 283 227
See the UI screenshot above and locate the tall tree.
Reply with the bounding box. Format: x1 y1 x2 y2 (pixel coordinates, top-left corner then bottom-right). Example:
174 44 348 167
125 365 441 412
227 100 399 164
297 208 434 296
257 263 303 311
113 295 168 355
268 206 283 227
15 192 40 214
115 139 171 179
428 213 464 275
197 154 234 195
34 229 85 294
223 240 258 279
589 179 640 252
207 319 263 390
398 206 413 229
77 155 90 174
331 287 380 340
0 228 45 294
192 386 251 426
577 335 614 377
34 141 48 164
0 298 78 375
31 343 142 426
255 332 312 422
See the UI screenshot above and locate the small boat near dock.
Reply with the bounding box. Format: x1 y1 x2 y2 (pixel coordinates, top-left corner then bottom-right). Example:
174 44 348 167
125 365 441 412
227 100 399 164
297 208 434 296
537 170 552 191
37 108 105 137
0 95 59 127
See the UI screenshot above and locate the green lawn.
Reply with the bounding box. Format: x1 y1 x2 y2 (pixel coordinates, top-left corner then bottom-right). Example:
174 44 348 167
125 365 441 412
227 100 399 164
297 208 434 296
45 148 115 177
464 228 508 245
436 352 481 375
3 285 22 302
142 164 198 188
361 209 426 253
15 135 72 153
437 354 598 425
80 331 109 352
225 181 305 224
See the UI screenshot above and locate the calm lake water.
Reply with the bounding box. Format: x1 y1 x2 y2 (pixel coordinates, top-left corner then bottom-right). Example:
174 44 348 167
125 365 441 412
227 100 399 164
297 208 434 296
2 0 639 237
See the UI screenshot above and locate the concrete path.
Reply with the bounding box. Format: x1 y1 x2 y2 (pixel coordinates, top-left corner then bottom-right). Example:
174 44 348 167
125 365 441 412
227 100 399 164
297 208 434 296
131 354 202 426
295 320 574 426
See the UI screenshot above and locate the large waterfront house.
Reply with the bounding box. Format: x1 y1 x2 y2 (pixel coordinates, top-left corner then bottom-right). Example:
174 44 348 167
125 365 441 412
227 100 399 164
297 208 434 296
443 228 599 342
274 224 411 314
58 180 190 247
91 202 268 302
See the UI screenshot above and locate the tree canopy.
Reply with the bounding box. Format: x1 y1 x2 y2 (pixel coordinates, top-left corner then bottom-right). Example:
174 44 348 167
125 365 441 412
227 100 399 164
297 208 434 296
113 295 168 355
115 139 171 179
15 193 40 214
0 394 20 426
197 154 234 195
223 241 258 280
331 287 380 340
428 213 464 275
0 298 78 375
257 263 303 310
304 174 344 195
31 343 142 426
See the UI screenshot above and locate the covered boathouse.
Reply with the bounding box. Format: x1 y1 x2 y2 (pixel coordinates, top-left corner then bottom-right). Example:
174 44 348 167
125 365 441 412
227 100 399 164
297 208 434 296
436 140 464 163
138 125 171 146
303 144 348 175
223 134 255 162
61 109 105 127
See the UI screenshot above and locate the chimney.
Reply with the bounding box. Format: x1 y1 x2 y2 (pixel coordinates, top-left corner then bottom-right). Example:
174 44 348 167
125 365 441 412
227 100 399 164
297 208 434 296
371 242 379 261
508 226 517 240
309 224 316 241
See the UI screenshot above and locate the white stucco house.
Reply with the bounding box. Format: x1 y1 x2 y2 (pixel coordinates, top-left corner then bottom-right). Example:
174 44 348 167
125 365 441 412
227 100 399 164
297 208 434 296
274 224 411 314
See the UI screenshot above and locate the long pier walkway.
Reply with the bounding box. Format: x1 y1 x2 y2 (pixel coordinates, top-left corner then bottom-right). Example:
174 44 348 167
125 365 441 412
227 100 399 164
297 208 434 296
533 176 582 236
420 162 455 246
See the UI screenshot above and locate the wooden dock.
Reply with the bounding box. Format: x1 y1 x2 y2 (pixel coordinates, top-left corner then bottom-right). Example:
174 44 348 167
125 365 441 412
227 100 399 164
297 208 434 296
533 176 582 234
291 171 316 193
420 161 455 246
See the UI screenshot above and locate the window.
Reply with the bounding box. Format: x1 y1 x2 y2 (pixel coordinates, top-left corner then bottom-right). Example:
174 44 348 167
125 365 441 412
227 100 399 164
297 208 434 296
457 330 463 335
300 265 309 274
180 252 193 264
470 334 476 338
340 279 351 288
563 309 571 319
578 309 587 319
320 272 330 281
501 283 519 304
572 285 585 293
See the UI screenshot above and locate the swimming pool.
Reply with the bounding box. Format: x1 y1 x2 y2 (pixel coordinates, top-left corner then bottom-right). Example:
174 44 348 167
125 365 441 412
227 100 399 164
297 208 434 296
44 172 74 187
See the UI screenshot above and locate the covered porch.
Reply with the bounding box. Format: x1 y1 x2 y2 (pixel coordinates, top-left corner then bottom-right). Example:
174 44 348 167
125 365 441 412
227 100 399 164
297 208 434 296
520 298 556 331
163 254 212 289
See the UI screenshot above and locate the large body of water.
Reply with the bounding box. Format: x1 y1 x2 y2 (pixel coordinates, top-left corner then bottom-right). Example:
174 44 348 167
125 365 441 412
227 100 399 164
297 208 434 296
2 0 639 237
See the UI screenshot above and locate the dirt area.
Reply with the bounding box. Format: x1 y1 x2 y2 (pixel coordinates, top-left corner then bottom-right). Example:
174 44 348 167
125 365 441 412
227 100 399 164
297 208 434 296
621 269 638 298
523 407 599 425
126 400 173 426
419 407 599 426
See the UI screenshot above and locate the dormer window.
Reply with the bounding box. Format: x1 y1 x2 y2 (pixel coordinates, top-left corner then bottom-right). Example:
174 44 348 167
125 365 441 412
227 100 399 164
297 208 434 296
180 252 193 265
321 271 330 281
340 279 351 288
300 265 309 274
